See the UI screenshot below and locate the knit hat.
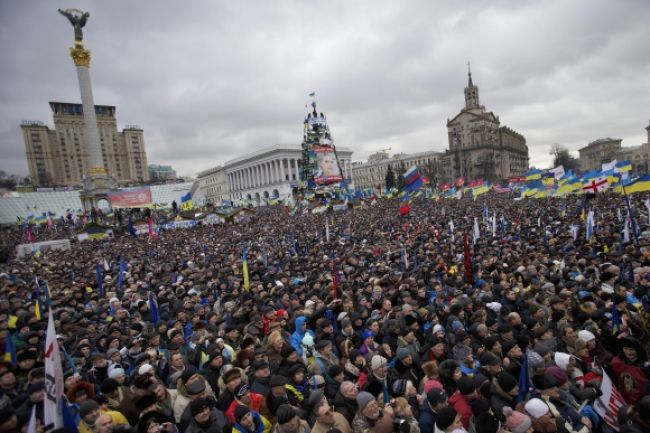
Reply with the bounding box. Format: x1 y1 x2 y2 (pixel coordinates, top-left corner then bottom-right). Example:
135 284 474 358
532 373 556 390
281 346 296 358
392 379 407 397
100 378 119 394
361 330 375 341
524 398 549 419
370 355 387 370
135 393 158 412
527 350 544 371
234 383 249 398
180 365 198 383
426 388 446 405
554 352 572 371
190 398 211 417
436 406 458 431
396 347 411 361
458 376 476 396
234 405 250 423
496 372 518 392
328 365 344 378
453 344 472 362
108 366 125 379
502 407 532 433
356 391 375 412
276 404 297 425
79 400 99 418
546 366 568 387
577 330 595 342
475 411 501 433
270 375 287 388
479 352 500 366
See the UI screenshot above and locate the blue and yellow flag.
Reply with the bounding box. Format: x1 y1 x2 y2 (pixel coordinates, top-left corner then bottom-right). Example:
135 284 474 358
242 250 249 291
3 332 17 366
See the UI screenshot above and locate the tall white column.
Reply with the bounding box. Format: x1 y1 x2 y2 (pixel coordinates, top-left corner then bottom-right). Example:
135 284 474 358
280 159 286 181
265 162 270 184
293 159 300 180
273 160 279 183
252 166 257 187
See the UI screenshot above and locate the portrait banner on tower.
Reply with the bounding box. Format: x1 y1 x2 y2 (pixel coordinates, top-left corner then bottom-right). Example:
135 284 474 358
312 145 342 185
108 186 153 208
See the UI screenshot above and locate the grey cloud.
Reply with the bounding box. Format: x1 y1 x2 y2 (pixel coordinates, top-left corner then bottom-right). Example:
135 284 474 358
0 0 648 179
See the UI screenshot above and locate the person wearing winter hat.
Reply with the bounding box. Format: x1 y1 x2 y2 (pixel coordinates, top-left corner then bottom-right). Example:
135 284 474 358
185 397 227 433
502 407 532 433
611 337 649 404
352 391 393 433
435 406 463 433
474 410 501 433
419 389 448 433
363 355 391 400
533 373 590 433
490 372 519 415
225 383 269 425
448 377 476 429
78 399 101 433
272 404 311 433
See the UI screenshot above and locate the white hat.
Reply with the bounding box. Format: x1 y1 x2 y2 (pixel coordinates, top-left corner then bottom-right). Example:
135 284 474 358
371 355 387 370
432 324 445 335
305 300 315 309
275 280 284 287
554 352 572 371
486 302 502 313
577 330 595 342
108 366 125 379
600 283 614 294
138 364 154 375
525 398 549 419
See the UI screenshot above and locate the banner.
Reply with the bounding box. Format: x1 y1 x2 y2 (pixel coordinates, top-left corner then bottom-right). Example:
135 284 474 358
44 309 64 430
593 371 626 431
313 145 343 185
108 187 153 208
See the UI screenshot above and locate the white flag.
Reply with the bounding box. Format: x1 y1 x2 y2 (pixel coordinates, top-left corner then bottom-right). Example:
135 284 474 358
27 406 37 433
325 218 330 243
449 219 455 243
593 371 625 431
473 217 480 244
645 198 650 225
601 160 617 172
491 214 497 237
103 258 110 272
571 225 579 241
44 309 64 430
549 165 565 179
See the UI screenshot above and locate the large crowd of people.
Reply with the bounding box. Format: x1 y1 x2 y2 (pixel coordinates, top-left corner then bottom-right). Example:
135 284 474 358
1 192 649 433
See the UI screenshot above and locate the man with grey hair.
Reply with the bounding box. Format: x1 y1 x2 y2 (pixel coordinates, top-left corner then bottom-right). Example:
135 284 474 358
334 381 360 423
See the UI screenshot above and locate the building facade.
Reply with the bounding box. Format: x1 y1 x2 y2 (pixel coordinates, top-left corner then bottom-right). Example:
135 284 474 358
351 150 442 190
440 71 529 184
221 144 353 205
148 164 177 182
21 102 148 187
577 138 622 172
579 121 650 174
197 165 230 205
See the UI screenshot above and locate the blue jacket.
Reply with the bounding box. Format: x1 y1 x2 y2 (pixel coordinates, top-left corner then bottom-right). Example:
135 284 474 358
290 316 315 356
419 401 438 433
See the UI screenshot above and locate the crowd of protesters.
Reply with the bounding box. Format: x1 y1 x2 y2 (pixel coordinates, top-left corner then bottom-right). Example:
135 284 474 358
1 192 649 433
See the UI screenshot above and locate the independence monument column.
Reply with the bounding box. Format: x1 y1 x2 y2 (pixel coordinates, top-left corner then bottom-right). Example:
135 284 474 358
59 8 117 211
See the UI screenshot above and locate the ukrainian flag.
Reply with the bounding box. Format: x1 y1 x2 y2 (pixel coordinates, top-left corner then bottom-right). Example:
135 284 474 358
622 175 650 194
242 250 249 291
525 169 543 181
615 160 632 173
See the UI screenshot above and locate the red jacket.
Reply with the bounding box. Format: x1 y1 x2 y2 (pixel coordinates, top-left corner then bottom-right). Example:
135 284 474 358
226 392 264 424
448 390 473 429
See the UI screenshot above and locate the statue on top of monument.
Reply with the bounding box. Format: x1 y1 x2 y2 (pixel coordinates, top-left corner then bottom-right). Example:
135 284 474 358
58 8 90 43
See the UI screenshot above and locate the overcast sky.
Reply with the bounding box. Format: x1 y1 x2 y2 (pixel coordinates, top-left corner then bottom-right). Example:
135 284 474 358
1 0 648 178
